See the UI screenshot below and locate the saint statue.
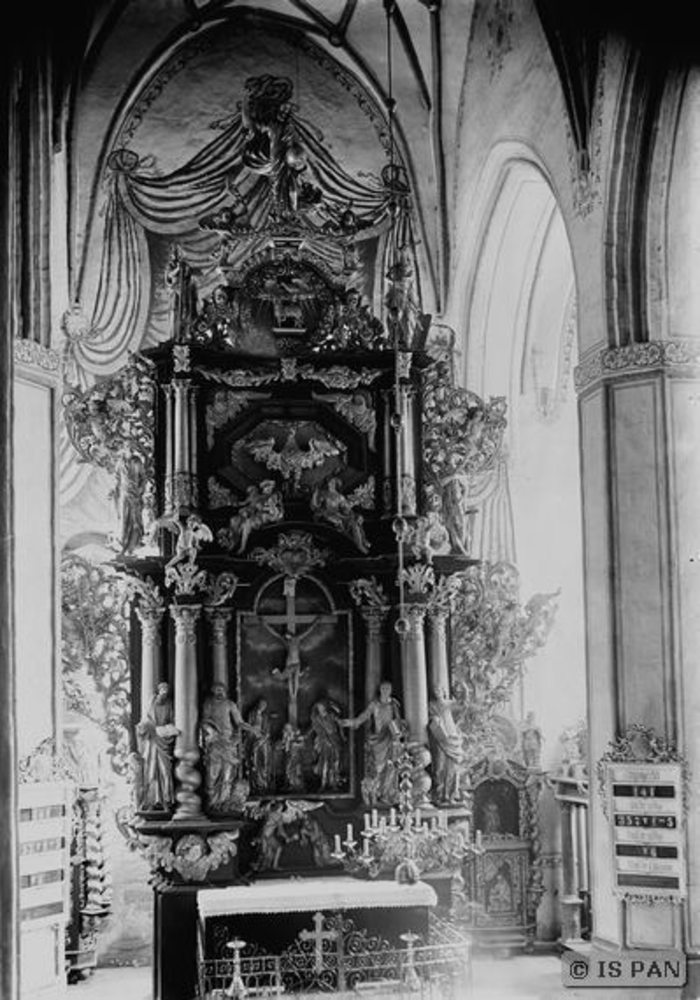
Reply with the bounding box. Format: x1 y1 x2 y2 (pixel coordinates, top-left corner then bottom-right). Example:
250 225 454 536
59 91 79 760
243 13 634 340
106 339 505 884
112 451 146 555
136 682 178 811
199 682 254 812
340 681 406 805
428 687 468 804
310 699 345 791
482 799 501 835
440 474 477 556
245 699 272 795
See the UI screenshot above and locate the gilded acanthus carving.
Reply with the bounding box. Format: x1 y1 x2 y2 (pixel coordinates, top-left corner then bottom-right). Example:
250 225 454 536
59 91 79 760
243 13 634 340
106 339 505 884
63 353 157 555
205 389 270 448
449 563 559 760
312 390 377 449
421 361 506 556
122 824 238 883
349 576 389 609
251 531 328 578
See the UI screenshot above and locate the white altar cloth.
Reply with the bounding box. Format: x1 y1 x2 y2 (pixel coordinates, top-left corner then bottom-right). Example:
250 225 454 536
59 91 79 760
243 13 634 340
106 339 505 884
197 877 437 919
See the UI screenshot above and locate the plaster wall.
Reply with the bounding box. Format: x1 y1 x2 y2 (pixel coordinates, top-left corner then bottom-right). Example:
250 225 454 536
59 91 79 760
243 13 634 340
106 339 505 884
13 378 57 756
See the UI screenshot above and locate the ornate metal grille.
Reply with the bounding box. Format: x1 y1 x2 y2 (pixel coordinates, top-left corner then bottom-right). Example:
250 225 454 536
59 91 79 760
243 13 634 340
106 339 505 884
198 914 471 998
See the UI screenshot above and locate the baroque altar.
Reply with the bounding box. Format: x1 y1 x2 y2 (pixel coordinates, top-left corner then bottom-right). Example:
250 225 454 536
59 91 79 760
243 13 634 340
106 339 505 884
62 73 509 999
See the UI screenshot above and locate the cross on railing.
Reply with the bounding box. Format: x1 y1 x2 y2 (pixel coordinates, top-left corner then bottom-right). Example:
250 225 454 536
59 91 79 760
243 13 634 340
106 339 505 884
299 910 338 973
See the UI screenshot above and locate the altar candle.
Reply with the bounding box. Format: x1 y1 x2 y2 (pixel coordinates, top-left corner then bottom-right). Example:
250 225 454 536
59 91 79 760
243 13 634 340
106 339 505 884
476 829 482 849
371 809 378 827
389 808 397 827
364 813 370 831
363 836 370 857
347 823 354 843
334 834 342 854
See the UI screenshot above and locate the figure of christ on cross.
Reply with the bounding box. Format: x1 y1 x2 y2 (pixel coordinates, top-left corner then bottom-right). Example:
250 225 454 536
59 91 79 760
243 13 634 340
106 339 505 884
255 576 336 729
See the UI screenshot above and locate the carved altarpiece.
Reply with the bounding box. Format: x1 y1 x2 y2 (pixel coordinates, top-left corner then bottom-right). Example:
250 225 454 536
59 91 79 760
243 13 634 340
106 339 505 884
61 73 515 1000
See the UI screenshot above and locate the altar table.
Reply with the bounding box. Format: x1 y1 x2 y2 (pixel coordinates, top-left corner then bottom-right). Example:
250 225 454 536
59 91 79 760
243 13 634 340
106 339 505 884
197 876 437 960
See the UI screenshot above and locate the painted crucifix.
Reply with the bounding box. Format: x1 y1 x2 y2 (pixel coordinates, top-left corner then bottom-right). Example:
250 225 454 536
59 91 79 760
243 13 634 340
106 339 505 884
256 575 336 729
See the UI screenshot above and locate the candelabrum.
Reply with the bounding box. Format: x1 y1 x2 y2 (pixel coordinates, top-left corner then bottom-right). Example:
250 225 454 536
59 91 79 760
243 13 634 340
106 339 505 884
331 748 483 883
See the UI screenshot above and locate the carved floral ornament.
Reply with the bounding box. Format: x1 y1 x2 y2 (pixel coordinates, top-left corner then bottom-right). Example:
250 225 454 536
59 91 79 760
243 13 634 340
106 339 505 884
251 531 328 578
574 339 700 393
449 562 560 759
119 812 238 884
62 352 156 477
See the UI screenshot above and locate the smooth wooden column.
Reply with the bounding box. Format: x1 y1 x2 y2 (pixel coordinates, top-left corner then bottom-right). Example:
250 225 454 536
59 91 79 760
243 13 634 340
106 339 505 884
206 607 232 689
427 609 450 697
401 604 429 742
361 607 389 704
136 606 164 721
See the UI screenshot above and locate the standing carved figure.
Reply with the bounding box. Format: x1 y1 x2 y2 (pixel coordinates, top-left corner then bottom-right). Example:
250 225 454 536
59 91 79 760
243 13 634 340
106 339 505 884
113 451 146 555
245 699 272 794
428 687 467 804
340 682 405 805
310 700 345 791
136 682 178 811
199 682 253 812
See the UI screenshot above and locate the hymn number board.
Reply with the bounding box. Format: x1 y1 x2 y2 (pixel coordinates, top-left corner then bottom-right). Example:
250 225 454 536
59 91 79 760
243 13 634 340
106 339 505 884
607 762 686 901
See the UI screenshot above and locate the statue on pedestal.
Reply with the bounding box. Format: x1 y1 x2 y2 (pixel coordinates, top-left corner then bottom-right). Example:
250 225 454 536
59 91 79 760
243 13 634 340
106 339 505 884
136 682 178 811
199 682 253 812
340 681 406 805
428 687 468 805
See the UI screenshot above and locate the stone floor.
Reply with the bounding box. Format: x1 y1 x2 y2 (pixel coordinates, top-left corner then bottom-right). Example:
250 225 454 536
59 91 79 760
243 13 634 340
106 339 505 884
64 953 574 999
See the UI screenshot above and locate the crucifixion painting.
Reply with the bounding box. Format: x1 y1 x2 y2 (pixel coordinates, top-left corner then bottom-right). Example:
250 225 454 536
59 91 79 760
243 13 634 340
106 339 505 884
253 576 336 730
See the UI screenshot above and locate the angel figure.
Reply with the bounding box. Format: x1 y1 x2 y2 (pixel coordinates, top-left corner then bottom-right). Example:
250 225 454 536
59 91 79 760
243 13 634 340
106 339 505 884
219 480 284 554
311 477 369 552
249 799 325 872
157 513 213 572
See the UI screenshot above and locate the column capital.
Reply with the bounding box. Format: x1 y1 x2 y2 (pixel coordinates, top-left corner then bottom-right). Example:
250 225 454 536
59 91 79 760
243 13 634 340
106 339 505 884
574 338 700 394
136 604 165 644
360 605 390 636
406 602 427 639
205 605 233 644
170 603 201 644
